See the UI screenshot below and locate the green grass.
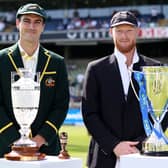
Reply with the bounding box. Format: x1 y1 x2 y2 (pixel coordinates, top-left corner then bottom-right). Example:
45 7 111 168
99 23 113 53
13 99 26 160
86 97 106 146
60 125 90 168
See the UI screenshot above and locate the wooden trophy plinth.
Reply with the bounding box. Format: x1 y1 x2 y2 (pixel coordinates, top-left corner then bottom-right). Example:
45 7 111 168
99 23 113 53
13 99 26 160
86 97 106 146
4 145 46 161
58 149 70 159
58 132 70 159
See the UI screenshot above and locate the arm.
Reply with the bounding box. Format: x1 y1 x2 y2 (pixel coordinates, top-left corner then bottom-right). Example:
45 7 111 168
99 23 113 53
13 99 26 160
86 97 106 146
36 59 69 146
82 63 120 156
0 79 20 156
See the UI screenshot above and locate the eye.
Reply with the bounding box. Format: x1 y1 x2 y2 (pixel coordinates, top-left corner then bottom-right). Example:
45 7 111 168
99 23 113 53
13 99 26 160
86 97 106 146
128 30 134 32
23 19 31 24
35 20 42 24
116 30 122 34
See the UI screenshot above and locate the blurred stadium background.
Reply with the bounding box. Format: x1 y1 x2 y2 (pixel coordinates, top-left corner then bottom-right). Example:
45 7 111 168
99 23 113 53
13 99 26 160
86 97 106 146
0 0 168 167
0 0 167 124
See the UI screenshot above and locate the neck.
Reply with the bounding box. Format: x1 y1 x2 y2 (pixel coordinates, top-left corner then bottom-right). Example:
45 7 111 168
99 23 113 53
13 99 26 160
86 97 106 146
20 40 39 56
124 49 135 67
125 55 133 67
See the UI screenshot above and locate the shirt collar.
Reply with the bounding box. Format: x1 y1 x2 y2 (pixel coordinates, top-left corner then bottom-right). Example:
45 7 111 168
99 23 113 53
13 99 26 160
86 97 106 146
114 47 139 68
18 41 39 60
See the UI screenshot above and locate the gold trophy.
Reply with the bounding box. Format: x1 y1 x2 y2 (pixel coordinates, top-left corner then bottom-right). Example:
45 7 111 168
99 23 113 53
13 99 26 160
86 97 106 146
5 69 45 161
58 132 70 159
134 66 168 156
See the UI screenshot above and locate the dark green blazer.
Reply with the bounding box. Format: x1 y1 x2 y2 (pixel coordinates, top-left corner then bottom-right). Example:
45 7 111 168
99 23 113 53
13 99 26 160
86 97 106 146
0 43 69 156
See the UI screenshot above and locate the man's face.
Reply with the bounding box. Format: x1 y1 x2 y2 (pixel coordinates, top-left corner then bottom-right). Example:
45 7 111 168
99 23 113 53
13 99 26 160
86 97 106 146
16 14 45 43
111 24 139 54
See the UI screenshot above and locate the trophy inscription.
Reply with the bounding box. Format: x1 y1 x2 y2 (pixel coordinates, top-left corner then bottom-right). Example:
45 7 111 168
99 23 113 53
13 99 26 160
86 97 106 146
134 66 168 156
58 132 70 159
4 69 45 161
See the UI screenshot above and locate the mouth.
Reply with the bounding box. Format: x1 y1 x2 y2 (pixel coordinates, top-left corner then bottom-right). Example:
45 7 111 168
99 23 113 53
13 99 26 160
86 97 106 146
26 29 36 34
120 40 129 42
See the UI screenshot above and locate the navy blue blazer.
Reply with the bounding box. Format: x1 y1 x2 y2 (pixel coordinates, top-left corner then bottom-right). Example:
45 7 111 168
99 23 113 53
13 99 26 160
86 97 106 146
82 54 161 168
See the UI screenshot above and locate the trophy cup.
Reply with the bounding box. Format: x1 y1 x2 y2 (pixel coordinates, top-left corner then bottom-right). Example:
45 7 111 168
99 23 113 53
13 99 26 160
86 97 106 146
134 66 168 156
5 68 45 161
58 132 70 159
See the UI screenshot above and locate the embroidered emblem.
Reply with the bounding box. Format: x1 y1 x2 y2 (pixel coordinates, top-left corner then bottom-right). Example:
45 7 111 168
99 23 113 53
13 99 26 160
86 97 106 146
45 78 55 87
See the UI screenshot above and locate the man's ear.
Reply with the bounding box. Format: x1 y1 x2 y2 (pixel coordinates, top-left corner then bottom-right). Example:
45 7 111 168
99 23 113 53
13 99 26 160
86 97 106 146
136 27 140 38
41 23 45 33
16 19 19 29
109 28 113 38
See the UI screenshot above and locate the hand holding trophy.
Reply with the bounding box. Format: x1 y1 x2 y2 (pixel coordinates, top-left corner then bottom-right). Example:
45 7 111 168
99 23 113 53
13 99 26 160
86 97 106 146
5 68 45 161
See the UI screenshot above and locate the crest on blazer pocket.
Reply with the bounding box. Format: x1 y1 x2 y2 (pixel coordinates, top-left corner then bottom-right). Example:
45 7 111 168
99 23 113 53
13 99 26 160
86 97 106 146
45 77 55 87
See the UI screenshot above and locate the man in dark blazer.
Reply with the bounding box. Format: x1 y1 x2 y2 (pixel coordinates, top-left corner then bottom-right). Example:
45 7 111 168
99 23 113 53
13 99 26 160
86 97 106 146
82 11 161 168
0 3 69 157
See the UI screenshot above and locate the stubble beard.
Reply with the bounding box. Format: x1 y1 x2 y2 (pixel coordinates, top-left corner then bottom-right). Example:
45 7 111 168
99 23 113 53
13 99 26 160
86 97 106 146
115 40 136 54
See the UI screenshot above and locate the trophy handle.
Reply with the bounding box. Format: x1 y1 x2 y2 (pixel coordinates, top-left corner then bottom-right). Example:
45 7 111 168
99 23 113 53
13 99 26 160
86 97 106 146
11 69 40 84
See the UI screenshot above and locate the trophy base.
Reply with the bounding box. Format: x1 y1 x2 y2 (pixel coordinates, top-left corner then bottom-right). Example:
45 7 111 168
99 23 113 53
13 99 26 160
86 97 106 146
58 150 70 159
4 146 46 161
141 131 168 157
141 151 168 156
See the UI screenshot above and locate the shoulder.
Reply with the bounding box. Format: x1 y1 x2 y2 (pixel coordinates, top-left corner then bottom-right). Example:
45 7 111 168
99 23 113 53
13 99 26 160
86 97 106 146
48 50 63 60
87 55 112 71
0 44 17 61
40 46 64 61
0 44 15 55
40 47 66 69
139 54 162 66
0 48 9 54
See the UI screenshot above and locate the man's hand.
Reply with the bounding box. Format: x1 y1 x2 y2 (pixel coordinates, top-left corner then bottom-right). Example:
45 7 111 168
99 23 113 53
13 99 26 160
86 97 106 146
113 141 140 157
31 135 47 147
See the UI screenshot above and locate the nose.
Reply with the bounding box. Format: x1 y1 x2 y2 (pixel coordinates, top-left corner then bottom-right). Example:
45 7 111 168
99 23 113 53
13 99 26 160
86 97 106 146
121 31 128 38
29 22 35 29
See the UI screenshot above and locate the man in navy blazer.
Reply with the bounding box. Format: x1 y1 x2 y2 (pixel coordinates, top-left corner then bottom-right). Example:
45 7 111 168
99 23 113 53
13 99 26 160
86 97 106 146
82 11 161 168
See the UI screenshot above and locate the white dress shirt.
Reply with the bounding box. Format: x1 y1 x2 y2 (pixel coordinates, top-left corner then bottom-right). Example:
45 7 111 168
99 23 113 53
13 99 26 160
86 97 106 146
18 41 39 74
114 47 139 97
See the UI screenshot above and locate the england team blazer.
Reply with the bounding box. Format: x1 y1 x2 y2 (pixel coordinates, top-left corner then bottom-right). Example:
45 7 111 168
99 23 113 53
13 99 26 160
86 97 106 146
82 53 163 168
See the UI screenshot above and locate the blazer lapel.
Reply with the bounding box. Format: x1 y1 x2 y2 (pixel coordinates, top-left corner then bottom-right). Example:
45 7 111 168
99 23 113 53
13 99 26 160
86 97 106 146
36 46 51 82
109 54 126 102
7 44 24 72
